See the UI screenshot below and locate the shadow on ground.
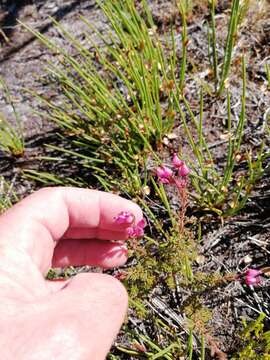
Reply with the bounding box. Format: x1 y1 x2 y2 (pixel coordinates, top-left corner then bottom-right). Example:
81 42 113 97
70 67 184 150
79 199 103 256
0 0 84 60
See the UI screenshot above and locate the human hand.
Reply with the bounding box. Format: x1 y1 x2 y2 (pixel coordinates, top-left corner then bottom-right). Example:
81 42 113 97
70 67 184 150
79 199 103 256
0 187 142 360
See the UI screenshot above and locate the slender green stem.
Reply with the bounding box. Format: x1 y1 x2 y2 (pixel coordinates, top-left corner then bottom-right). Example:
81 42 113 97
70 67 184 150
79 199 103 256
209 0 218 91
265 63 270 89
178 3 188 92
218 0 240 96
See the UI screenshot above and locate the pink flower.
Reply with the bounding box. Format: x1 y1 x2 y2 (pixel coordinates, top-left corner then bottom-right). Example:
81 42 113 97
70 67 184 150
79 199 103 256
114 211 134 224
127 218 146 238
178 163 190 177
172 153 183 168
134 218 146 237
245 269 262 286
134 226 144 237
137 218 146 229
127 226 136 237
156 165 173 184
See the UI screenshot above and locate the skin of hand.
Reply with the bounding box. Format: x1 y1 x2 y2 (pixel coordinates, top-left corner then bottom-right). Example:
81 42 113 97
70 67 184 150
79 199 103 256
0 187 142 360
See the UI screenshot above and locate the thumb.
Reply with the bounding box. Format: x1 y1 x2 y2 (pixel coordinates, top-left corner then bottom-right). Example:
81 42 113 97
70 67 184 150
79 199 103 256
52 273 128 359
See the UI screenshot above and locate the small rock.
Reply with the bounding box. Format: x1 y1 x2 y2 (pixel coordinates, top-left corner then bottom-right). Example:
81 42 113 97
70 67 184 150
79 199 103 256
243 255 253 264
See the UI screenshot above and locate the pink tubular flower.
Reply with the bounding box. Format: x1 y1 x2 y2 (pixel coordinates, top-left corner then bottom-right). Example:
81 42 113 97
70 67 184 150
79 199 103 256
172 153 184 169
134 226 144 238
114 211 134 224
134 218 146 237
137 218 146 229
156 165 173 184
127 226 136 238
245 269 262 286
127 218 146 238
178 163 190 177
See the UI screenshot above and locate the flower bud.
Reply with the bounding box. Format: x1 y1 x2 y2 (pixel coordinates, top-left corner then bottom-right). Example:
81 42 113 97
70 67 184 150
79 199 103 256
172 153 183 168
245 269 262 286
126 218 146 238
114 211 134 224
156 165 173 184
178 163 190 177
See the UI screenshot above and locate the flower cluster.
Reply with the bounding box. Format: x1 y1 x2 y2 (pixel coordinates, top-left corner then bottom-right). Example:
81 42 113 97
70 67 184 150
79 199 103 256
127 218 146 238
114 211 134 225
244 268 262 286
156 154 190 233
221 268 264 287
156 153 190 187
114 211 146 238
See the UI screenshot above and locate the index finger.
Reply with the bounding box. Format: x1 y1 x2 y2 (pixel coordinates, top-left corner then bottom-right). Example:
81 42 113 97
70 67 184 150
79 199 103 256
0 187 142 273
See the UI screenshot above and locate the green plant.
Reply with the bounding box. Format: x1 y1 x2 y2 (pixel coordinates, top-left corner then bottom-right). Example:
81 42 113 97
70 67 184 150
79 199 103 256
23 0 190 194
178 1 188 92
266 63 270 89
22 0 266 218
116 333 181 359
208 0 249 95
181 56 265 216
0 78 24 157
0 176 18 213
19 3 269 356
208 0 218 92
233 313 270 359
